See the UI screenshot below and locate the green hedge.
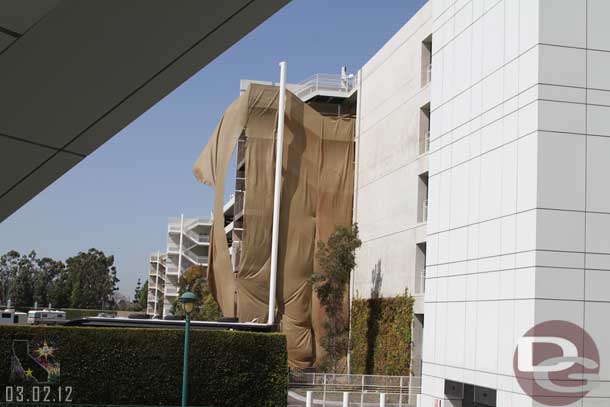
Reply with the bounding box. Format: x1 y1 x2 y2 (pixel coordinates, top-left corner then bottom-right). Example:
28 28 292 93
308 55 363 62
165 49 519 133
350 291 414 375
0 326 287 406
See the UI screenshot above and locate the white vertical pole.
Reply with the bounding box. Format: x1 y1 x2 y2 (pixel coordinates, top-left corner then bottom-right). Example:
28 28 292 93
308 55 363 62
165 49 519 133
268 61 287 325
399 376 403 407
178 214 184 276
348 69 362 375
306 391 313 407
154 250 160 318
323 373 327 406
342 392 349 407
379 393 386 407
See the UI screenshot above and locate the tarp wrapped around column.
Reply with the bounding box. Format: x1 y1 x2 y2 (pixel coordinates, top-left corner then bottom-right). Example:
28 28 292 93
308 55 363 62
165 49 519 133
193 83 354 367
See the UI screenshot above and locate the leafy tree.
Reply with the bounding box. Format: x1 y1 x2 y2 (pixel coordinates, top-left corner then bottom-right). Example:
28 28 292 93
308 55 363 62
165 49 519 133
33 257 65 307
0 249 119 310
137 281 148 311
0 250 21 305
113 292 130 311
134 278 142 302
47 265 72 308
171 265 221 321
312 223 362 373
10 251 37 307
66 249 119 309
0 250 39 307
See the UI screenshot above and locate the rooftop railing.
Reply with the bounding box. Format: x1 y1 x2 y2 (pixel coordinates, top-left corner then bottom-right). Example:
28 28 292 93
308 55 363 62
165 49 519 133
293 73 357 101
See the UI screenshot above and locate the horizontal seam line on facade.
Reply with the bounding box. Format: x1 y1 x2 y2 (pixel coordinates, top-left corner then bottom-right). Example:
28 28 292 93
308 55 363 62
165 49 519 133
424 298 610 304
360 222 427 244
432 41 610 121
0 0 258 202
539 41 610 54
426 264 590 279
427 203 537 236
429 83 539 152
429 126 536 179
357 151 428 191
429 206 610 237
359 82 430 136
428 247 610 264
431 42 538 115
432 0 503 58
420 366 610 386
426 206 610 237
431 126 610 179
361 14 432 81
0 132 85 158
356 60 606 188
429 258 610 271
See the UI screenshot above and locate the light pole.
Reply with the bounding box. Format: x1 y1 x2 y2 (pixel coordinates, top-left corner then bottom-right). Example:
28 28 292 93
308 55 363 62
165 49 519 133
179 289 197 407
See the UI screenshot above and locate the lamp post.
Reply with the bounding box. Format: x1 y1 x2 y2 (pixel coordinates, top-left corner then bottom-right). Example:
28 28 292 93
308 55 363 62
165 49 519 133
179 289 197 407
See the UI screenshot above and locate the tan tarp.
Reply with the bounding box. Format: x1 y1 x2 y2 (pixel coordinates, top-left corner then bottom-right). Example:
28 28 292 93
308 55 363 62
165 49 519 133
193 84 354 367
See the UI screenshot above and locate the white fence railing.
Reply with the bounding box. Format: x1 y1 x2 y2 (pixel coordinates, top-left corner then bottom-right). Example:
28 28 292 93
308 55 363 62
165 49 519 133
293 73 357 101
165 287 178 296
289 372 421 407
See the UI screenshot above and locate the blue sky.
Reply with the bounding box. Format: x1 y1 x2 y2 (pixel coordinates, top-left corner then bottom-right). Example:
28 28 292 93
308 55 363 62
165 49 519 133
0 0 427 296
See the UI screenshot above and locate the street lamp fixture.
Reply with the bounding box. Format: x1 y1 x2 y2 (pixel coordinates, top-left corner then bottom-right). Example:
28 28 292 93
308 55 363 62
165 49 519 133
179 289 198 407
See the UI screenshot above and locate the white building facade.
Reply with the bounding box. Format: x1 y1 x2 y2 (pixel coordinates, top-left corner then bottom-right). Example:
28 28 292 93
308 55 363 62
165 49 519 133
146 215 212 318
352 1 432 381
352 0 610 406
422 0 610 406
146 251 166 317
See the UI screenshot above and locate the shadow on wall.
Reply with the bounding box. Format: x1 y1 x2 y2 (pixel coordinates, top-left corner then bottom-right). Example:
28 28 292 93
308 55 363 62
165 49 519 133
365 260 383 373
370 260 383 299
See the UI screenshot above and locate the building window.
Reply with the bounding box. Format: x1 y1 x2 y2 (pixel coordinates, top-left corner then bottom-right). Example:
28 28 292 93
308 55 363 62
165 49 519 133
419 103 430 155
421 34 432 87
417 172 428 223
415 242 427 293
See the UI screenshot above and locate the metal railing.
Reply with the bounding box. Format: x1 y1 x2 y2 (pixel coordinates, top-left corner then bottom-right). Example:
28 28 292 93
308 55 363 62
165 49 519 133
185 229 210 244
419 131 430 155
414 268 426 294
289 372 421 407
419 199 428 223
183 250 208 265
235 177 246 192
165 262 179 275
165 287 178 296
422 64 432 86
235 191 245 216
168 217 181 232
293 73 357 101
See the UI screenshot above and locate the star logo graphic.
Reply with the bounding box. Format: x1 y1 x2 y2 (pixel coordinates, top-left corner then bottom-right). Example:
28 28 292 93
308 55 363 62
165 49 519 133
35 341 55 361
25 368 33 377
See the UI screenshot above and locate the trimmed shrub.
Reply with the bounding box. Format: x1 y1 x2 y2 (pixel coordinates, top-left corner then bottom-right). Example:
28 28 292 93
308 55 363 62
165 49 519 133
350 291 414 375
0 326 287 406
